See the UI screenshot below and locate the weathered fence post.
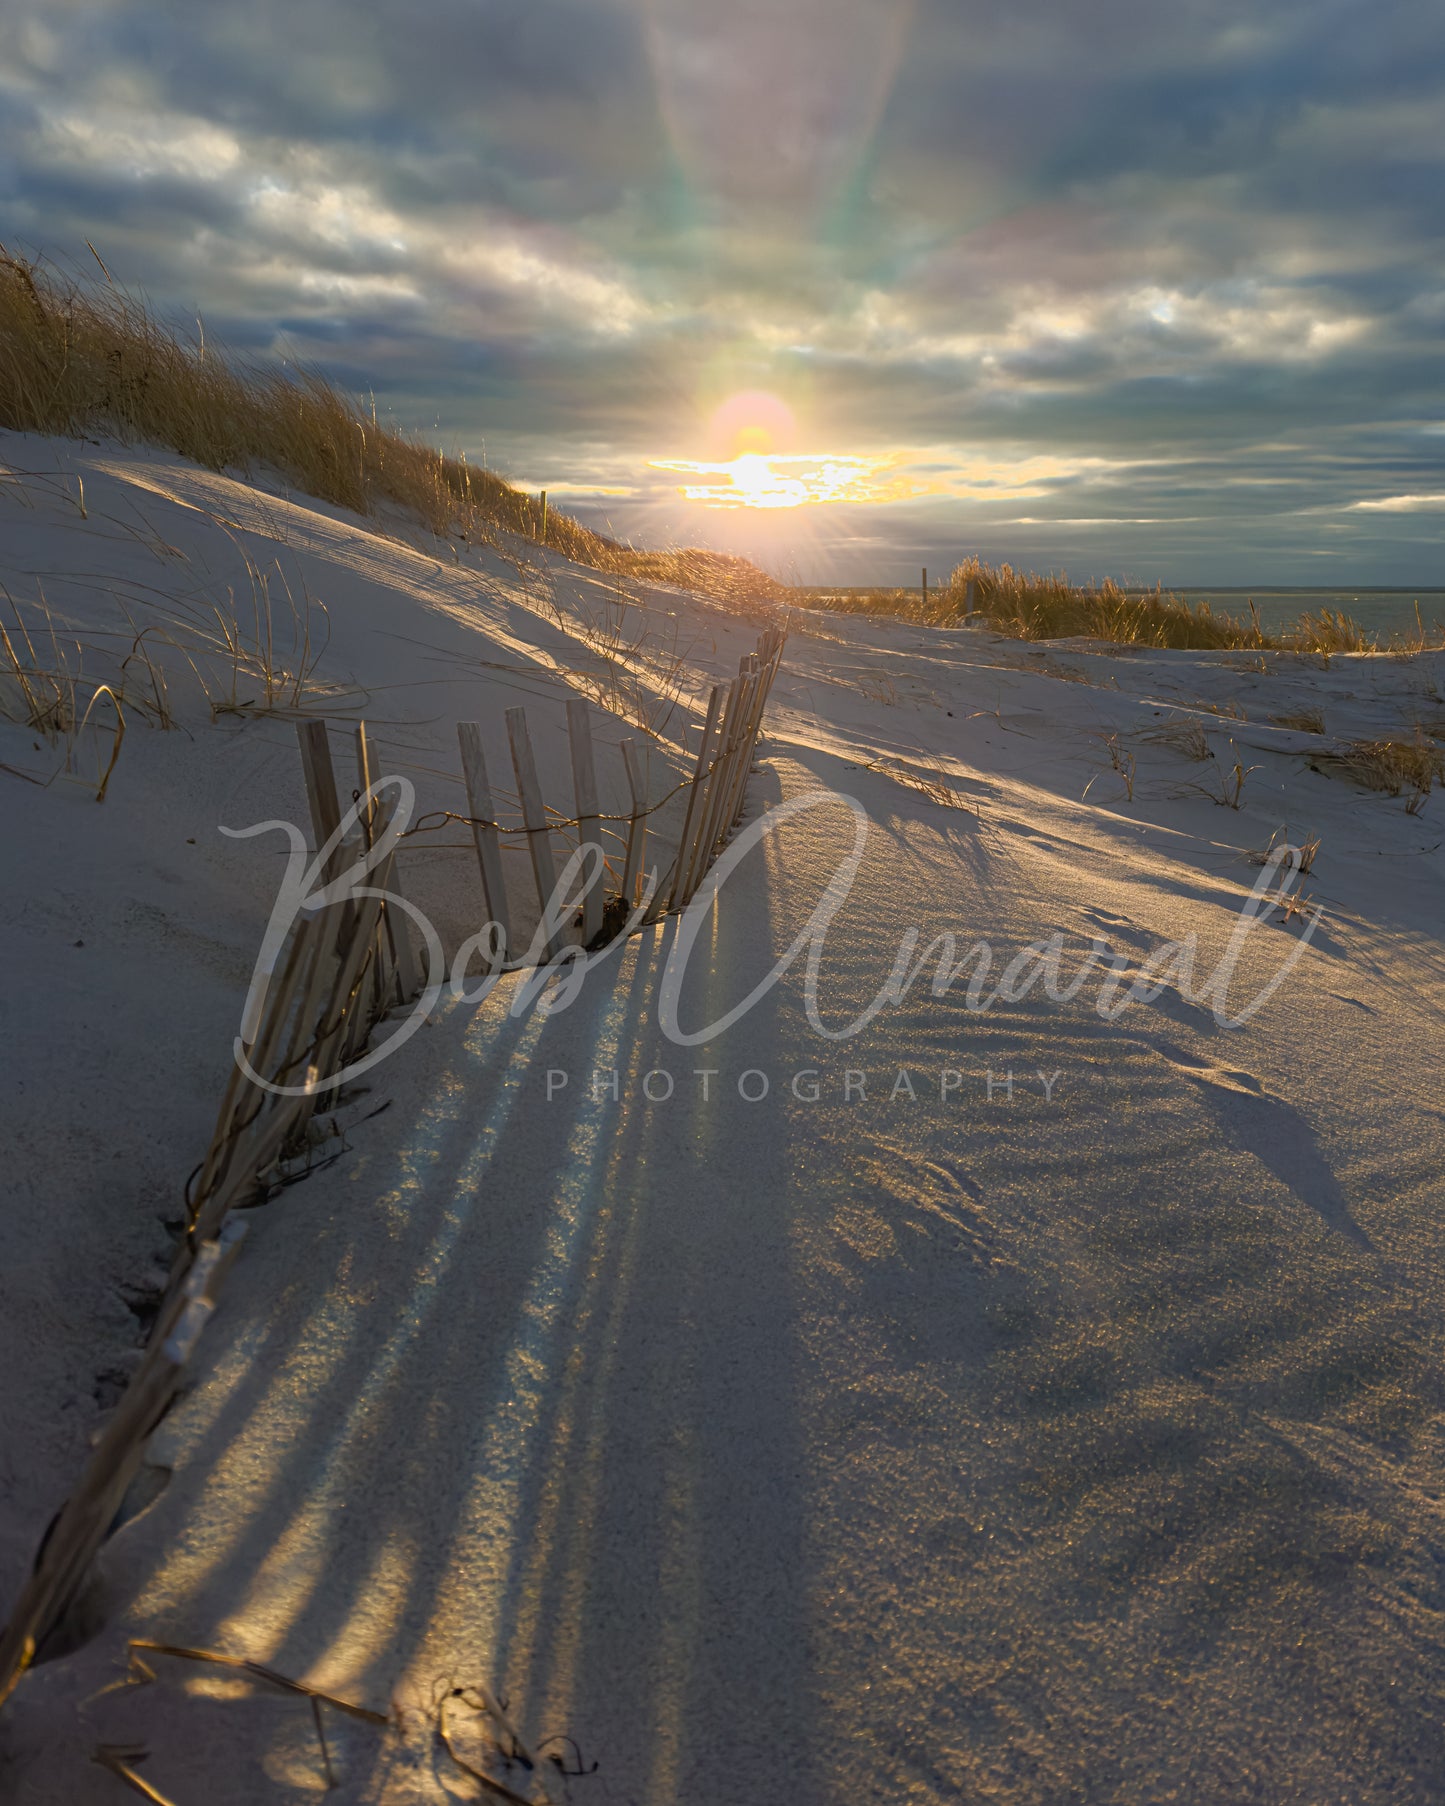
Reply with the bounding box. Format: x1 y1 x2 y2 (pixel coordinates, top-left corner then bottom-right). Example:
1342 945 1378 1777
708 664 760 867
667 686 723 912
620 738 649 911
683 675 743 901
354 721 420 1013
457 721 512 958
296 720 345 883
566 698 604 947
506 706 565 957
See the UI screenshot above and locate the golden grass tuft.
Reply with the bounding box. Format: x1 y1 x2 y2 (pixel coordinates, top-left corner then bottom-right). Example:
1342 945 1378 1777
1320 734 1445 811
1139 717 1213 761
1292 609 1369 654
939 557 1267 649
0 249 782 608
1272 707 1326 734
865 755 973 811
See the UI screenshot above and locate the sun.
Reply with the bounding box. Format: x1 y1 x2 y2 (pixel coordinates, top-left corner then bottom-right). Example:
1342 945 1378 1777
731 452 773 500
707 390 798 461
726 452 811 507
650 387 923 509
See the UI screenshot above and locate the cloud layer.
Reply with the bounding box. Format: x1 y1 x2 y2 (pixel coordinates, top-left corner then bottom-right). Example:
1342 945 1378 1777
2 0 1442 582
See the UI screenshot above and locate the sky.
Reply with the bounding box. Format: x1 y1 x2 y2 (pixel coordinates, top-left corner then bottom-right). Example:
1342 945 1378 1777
1 0 1443 586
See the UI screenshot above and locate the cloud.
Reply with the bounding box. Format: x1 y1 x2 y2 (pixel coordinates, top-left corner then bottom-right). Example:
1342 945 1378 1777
1349 493 1445 512
0 0 1442 580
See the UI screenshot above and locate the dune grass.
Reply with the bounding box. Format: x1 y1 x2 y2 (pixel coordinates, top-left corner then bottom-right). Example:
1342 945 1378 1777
796 561 1265 648
797 558 1445 655
0 248 782 607
1320 734 1445 813
940 558 1266 650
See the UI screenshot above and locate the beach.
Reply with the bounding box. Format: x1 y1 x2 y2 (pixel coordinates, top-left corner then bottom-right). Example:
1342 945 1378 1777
3 431 1445 1802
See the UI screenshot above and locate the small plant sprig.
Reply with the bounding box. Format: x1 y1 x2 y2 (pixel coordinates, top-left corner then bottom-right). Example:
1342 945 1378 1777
865 755 975 812
1241 828 1321 925
1249 826 1320 877
1272 707 1325 734
1316 733 1444 812
1139 716 1212 761
1086 730 1136 802
1188 738 1258 809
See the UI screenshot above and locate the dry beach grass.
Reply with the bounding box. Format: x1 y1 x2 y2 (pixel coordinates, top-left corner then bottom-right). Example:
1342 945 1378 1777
0 248 781 609
799 560 1445 655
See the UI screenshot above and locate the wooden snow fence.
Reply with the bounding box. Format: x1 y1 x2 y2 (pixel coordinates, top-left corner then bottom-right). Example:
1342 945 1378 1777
451 625 787 956
0 721 423 1709
0 623 786 1713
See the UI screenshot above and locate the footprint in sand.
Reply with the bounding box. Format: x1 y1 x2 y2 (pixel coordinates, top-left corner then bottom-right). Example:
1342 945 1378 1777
1152 1040 1370 1249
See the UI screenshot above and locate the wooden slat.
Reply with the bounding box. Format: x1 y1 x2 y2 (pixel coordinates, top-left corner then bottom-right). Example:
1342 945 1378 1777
505 707 565 956
457 722 511 957
352 724 385 1024
0 1200 249 1706
296 720 344 883
693 671 751 895
666 686 722 912
566 698 603 947
723 634 781 836
294 721 364 1011
353 722 377 842
358 723 420 1004
311 792 397 1078
309 886 389 1096
287 818 393 1118
703 639 774 880
721 664 765 835
190 910 316 1223
378 845 421 1006
684 677 743 900
271 884 349 1131
620 738 648 912
0 1349 184 1706
190 1092 310 1246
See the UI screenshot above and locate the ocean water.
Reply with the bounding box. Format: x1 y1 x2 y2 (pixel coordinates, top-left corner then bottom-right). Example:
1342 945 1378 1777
1165 589 1445 641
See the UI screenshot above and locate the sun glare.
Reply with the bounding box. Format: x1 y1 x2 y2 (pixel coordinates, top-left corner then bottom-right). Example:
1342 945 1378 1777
649 388 928 510
708 389 797 460
648 450 927 509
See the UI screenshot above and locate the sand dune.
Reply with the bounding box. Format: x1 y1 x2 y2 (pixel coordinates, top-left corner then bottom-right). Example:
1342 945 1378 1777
3 433 1444 1803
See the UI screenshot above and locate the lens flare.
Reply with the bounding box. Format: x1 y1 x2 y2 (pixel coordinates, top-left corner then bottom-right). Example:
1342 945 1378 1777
650 449 931 510
642 0 914 219
707 390 798 460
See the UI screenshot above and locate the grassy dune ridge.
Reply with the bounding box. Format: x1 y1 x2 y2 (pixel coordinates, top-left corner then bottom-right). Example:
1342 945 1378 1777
3 249 1436 652
0 248 782 606
799 559 1443 653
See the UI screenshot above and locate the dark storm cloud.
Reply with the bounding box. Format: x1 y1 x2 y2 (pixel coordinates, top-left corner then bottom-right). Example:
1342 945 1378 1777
0 0 1442 580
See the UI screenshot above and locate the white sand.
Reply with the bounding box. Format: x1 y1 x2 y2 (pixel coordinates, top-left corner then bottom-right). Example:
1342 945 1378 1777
3 432 1444 1802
